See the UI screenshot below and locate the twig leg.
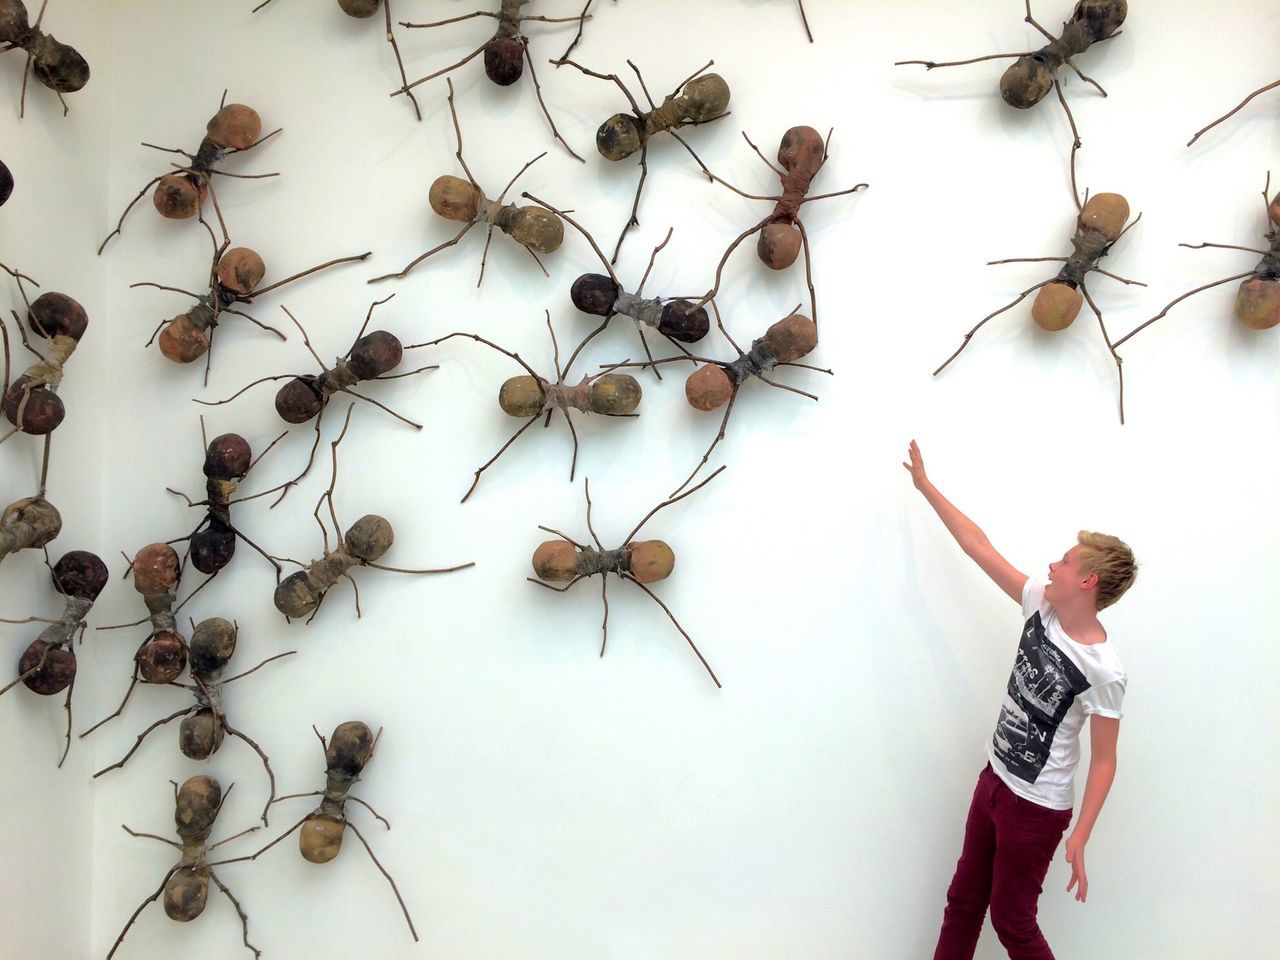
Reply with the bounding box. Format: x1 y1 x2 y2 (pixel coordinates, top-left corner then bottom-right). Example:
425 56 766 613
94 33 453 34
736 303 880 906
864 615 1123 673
208 871 262 959
346 819 420 942
106 868 180 960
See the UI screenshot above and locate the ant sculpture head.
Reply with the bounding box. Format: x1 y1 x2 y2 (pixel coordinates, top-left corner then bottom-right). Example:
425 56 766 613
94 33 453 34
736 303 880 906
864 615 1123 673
338 0 381 16
484 36 524 86
1073 0 1127 41
215 248 266 297
597 113 644 161
344 515 394 563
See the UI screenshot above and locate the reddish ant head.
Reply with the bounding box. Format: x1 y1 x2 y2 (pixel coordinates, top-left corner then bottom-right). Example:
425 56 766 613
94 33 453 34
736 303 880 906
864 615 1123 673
204 433 252 480
570 274 620 317
338 0 380 15
174 775 222 842
658 300 710 342
757 222 802 270
1078 193 1130 242
158 313 211 364
484 37 525 86
347 330 404 380
1000 56 1053 109
685 364 733 411
1031 281 1083 331
777 125 825 178
429 175 483 223
188 617 237 677
131 543 181 595
532 540 579 581
587 374 642 415
274 376 325 424
52 550 109 601
29 291 89 341
597 114 643 161
627 540 674 584
1235 279 1280 329
19 640 76 695
763 313 818 363
206 104 262 151
499 376 546 418
0 158 12 206
29 35 90 93
3 377 65 434
1073 0 1127 40
153 173 207 220
190 524 236 575
215 248 266 297
274 571 323 620
179 708 225 761
0 1 30 42
301 814 348 863
137 632 188 684
344 514 394 563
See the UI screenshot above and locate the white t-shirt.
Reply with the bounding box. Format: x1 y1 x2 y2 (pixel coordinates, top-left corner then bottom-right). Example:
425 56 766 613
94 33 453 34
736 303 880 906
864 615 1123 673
986 578 1126 810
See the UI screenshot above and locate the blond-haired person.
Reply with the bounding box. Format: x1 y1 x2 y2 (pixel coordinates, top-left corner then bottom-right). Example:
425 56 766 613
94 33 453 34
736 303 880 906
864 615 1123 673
904 441 1137 960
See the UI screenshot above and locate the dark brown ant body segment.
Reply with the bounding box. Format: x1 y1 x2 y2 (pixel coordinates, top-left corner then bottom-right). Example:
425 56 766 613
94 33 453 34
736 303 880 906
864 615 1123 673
610 308 827 496
523 191 710 375
529 467 725 686
253 0 423 120
685 126 867 327
0 550 106 766
1 264 88 443
0 0 88 117
0 157 12 205
133 203 370 383
92 618 292 827
98 93 281 256
210 721 418 941
197 295 434 506
82 543 203 740
1117 175 1280 347
413 312 641 501
371 78 564 286
271 406 475 622
107 776 260 960
933 186 1142 424
550 56 731 262
395 0 588 159
165 422 286 578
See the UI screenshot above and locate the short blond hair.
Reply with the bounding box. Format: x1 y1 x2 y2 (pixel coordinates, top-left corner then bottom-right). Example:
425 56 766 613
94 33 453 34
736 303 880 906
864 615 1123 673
1076 531 1137 611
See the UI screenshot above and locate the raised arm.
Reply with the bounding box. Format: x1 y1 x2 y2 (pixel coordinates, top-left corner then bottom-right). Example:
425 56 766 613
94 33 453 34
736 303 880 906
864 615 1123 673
1064 714 1120 903
903 440 1027 603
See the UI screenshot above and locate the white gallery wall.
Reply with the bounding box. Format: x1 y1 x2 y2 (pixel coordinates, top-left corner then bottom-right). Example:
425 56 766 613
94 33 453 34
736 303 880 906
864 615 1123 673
1 1 1277 958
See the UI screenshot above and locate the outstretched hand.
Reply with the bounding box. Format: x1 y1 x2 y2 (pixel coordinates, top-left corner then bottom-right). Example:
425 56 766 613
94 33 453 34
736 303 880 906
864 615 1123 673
903 439 929 491
1065 832 1088 902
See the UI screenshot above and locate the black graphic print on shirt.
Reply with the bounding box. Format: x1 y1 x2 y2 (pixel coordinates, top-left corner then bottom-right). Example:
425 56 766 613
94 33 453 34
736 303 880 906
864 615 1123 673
992 612 1091 783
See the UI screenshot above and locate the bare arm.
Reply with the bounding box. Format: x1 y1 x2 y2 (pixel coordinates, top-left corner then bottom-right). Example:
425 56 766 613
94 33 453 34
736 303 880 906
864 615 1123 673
903 440 1027 603
1064 715 1120 903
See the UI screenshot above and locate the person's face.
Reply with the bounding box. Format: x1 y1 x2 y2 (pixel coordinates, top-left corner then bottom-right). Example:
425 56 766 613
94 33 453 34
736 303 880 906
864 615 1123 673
1045 544 1097 607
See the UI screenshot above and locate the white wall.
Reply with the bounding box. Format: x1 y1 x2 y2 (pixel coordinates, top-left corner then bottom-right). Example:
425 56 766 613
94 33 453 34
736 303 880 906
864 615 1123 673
1 1 1277 958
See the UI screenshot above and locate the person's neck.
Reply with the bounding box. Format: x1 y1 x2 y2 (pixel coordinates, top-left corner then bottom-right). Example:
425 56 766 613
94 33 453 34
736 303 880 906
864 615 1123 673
1055 600 1105 645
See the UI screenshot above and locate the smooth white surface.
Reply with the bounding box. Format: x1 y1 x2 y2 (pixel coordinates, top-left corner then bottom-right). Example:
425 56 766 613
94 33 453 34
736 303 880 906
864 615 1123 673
1 1 1278 958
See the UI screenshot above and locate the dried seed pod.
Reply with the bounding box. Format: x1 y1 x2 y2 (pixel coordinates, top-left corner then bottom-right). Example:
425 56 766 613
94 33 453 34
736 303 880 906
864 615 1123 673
19 640 76 695
214 247 266 296
346 331 404 380
163 867 210 922
1079 193 1130 242
206 104 262 151
587 373 642 415
0 496 62 549
204 434 252 480
28 291 88 341
274 571 324 620
532 540 578 581
597 113 643 161
681 74 731 121
338 0 381 15
1031 281 1084 331
570 274 620 316
345 515 394 562
685 364 734 412
152 174 208 220
1000 56 1054 110
3 376 64 433
1235 279 1280 330
429 175 482 222
627 539 674 584
175 775 222 841
29 33 90 93
51 549 109 600
484 36 524 86
327 720 376 776
763 313 818 364
0 1 28 43
132 543 181 595
758 222 802 270
137 631 187 684
179 708 225 761
498 375 546 417
777 125 825 178
188 617 237 676
300 814 347 863
658 301 709 342
158 313 211 364
1075 0 1127 40
507 206 564 254
274 376 325 424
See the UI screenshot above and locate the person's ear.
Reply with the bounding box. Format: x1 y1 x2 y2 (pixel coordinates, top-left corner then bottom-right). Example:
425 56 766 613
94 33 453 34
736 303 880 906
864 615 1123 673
1081 571 1099 590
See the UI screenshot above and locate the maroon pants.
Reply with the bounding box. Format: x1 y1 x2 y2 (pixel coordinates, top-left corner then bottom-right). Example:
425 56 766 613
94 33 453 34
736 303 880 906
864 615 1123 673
932 764 1073 960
